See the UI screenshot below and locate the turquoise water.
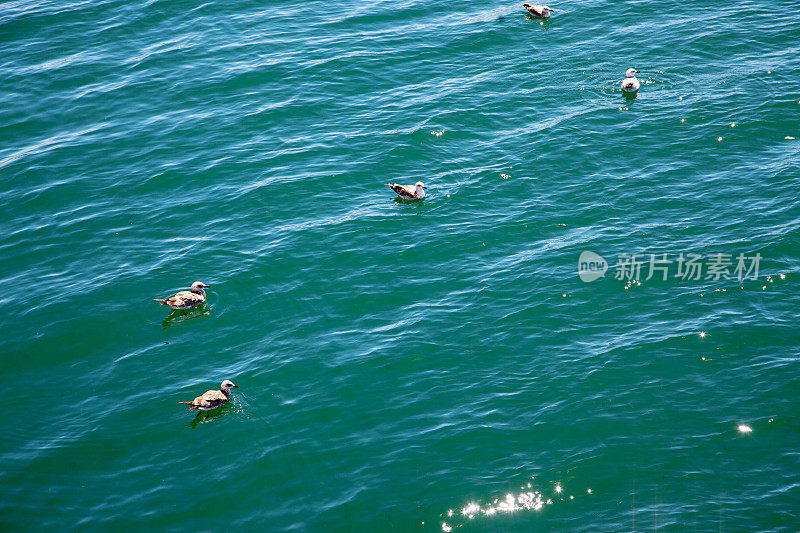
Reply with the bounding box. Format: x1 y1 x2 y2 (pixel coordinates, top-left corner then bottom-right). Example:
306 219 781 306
2 0 799 530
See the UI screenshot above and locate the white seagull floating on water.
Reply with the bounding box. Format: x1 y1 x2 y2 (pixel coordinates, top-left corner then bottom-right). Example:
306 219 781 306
154 281 209 310
180 380 239 411
621 68 641 93
522 3 553 18
386 181 426 200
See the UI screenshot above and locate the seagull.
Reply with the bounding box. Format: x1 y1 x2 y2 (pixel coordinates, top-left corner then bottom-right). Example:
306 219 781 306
621 68 641 93
523 4 553 18
154 281 209 310
179 380 239 411
386 181 426 200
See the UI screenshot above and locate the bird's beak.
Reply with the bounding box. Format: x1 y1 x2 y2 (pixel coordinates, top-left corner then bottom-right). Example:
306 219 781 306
233 385 239 388
423 186 428 189
203 284 211 288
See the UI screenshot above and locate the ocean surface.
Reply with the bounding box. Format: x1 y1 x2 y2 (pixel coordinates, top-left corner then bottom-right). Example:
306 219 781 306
1 0 799 530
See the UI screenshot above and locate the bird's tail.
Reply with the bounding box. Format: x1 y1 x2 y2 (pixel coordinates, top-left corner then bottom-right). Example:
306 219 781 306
154 298 169 305
179 401 198 410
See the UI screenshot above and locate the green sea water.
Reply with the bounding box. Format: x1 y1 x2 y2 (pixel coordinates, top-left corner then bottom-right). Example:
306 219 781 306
1 0 799 531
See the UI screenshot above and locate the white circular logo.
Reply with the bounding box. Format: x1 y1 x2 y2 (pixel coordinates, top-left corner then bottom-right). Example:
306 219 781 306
578 251 607 282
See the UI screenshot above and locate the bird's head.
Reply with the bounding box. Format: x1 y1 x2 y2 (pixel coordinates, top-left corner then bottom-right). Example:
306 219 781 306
220 380 239 390
415 181 427 191
191 281 210 291
625 68 640 78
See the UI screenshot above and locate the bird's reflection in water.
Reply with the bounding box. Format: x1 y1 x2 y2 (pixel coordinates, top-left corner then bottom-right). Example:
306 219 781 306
162 305 210 328
189 405 230 429
393 197 425 205
187 397 244 429
525 15 553 30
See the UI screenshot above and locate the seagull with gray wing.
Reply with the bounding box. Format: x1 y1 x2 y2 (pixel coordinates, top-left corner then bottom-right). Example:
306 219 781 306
154 281 209 310
621 68 641 93
179 380 239 411
523 3 554 18
386 181 426 200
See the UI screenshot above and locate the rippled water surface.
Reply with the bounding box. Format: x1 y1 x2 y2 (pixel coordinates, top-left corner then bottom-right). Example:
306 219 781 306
2 0 799 530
